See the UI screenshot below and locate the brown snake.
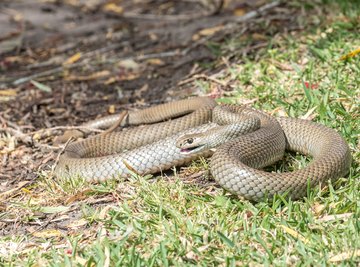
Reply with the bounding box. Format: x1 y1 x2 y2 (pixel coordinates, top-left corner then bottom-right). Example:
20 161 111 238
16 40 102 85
55 97 351 201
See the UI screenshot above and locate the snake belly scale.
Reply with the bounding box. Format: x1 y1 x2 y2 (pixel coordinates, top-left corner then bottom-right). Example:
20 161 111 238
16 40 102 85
55 97 351 201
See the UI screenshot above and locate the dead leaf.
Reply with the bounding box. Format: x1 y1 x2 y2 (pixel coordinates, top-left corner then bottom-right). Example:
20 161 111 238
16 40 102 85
74 256 89 266
118 59 140 71
252 33 268 41
104 77 117 85
311 202 326 215
233 8 246 16
134 84 149 98
300 106 318 120
108 105 116 114
99 205 114 220
149 33 158 41
65 189 93 205
279 225 310 244
185 250 199 261
0 89 17 96
67 219 88 230
317 213 353 222
0 181 31 201
3 56 23 64
63 52 82 65
65 70 110 81
146 58 165 66
192 34 201 41
339 47 360 60
39 205 70 214
21 187 32 194
198 244 210 252
270 107 287 117
30 80 52 93
329 250 360 262
118 73 140 81
8 9 23 22
31 131 43 141
32 229 62 238
197 25 224 37
0 36 22 54
104 243 110 267
269 59 293 71
103 3 123 14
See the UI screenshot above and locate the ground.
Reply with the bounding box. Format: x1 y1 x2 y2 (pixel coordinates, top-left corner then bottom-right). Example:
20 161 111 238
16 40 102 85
0 0 359 266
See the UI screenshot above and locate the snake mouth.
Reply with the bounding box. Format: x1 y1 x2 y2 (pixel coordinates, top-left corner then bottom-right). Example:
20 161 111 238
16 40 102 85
180 145 205 154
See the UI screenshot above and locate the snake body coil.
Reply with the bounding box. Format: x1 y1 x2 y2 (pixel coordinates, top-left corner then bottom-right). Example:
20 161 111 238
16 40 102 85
55 97 351 201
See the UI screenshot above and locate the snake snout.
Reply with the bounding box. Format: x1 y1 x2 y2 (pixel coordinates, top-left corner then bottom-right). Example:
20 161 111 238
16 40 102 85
176 134 207 154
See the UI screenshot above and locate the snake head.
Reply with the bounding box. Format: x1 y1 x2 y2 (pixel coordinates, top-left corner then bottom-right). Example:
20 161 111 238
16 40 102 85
176 134 207 154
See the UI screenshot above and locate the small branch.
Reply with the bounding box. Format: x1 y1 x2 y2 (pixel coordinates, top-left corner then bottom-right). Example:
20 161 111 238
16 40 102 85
178 74 228 87
119 0 224 20
120 9 214 21
0 127 33 145
10 0 280 86
12 63 81 86
28 125 104 136
11 50 181 86
51 137 74 176
232 0 281 22
101 111 128 135
0 115 105 150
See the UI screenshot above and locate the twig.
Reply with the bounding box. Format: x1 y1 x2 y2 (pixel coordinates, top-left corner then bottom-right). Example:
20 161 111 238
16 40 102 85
101 111 128 135
0 114 22 130
0 114 104 149
27 41 130 70
12 64 81 86
212 0 225 15
232 0 281 22
241 42 269 57
11 50 181 86
27 125 104 135
120 11 211 21
0 126 65 150
0 126 33 145
178 74 228 87
51 137 74 176
122 50 182 61
0 181 32 201
119 0 224 21
10 1 280 86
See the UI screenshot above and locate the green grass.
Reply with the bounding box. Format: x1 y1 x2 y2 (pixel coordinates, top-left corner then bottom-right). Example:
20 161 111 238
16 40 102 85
1 1 360 266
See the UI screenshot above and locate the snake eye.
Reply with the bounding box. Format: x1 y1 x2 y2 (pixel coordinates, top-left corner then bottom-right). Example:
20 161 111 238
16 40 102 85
187 138 193 144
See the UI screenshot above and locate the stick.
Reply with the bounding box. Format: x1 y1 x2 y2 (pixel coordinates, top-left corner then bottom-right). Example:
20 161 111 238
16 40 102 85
28 125 104 135
51 136 74 176
101 111 128 135
232 1 280 22
178 74 228 87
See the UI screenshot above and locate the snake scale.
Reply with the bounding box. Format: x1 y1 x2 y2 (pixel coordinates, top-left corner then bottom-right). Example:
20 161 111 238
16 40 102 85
55 97 351 201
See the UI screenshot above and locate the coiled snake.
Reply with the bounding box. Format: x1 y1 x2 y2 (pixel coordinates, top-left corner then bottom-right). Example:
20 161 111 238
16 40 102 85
55 97 351 201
